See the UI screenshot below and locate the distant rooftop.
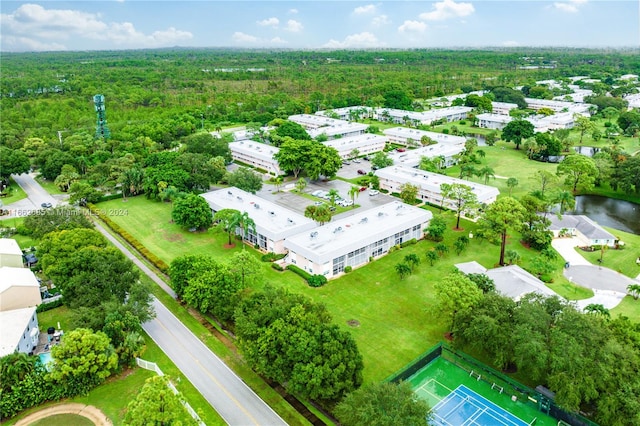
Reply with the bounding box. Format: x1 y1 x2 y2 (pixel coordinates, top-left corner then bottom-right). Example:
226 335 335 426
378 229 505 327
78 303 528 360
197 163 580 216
308 122 368 139
0 239 22 257
383 127 466 145
285 201 431 265
546 215 616 241
387 144 464 168
322 134 387 150
229 141 279 162
376 166 500 203
288 114 347 129
200 187 315 241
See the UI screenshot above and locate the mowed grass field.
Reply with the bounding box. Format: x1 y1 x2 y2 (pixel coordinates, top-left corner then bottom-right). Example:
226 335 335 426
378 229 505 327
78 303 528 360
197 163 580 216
99 197 588 383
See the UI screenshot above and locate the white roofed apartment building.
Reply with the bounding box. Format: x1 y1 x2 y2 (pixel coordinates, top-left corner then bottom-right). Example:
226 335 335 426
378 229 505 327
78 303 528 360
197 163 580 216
0 267 42 312
0 307 39 357
323 134 387 159
491 102 518 115
288 114 346 129
284 201 432 278
316 106 373 121
524 98 593 115
200 188 316 253
383 127 466 147
476 113 513 130
229 141 282 175
0 238 24 268
374 107 472 126
387 144 465 169
376 166 500 209
307 122 369 140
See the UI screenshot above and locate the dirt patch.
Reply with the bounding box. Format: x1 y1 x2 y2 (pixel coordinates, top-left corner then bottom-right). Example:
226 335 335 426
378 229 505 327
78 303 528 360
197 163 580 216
15 403 110 426
162 230 185 243
223 243 236 249
347 319 360 327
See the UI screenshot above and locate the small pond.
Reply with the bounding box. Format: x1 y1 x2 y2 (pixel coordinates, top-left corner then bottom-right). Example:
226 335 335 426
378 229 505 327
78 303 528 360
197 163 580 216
571 195 640 235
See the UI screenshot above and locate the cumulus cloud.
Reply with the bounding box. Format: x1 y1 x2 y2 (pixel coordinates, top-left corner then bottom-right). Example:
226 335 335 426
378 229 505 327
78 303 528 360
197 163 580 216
288 8 298 14
284 19 303 32
322 32 384 48
553 0 588 13
257 17 279 27
419 0 475 21
398 20 427 33
270 37 288 44
232 32 259 43
0 3 192 51
353 4 376 15
372 14 390 27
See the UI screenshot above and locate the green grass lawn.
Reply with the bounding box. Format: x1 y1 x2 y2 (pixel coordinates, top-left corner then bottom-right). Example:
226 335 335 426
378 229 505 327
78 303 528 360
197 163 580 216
577 226 640 279
98 197 586 383
611 295 640 319
1 177 28 204
35 175 65 195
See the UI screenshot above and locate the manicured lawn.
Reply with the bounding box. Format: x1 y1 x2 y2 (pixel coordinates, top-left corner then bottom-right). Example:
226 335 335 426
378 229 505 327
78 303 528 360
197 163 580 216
611 295 640 320
30 414 94 426
0 218 38 249
98 197 581 383
35 175 65 195
578 226 640 279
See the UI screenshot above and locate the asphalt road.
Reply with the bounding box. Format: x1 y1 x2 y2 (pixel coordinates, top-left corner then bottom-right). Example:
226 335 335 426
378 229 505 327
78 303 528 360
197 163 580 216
143 299 287 426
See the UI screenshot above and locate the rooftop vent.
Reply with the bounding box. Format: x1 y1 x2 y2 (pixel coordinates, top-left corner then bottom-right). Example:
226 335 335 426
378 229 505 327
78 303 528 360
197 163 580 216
254 204 260 209
287 218 295 224
359 217 368 224
227 191 233 195
310 231 318 239
268 211 275 216
333 226 343 234
237 196 243 201
378 212 384 217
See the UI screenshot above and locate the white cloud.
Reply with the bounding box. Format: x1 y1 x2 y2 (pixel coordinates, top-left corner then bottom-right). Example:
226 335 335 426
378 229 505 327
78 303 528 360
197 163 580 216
284 19 303 32
288 8 298 15
257 17 279 27
353 4 376 15
419 0 475 21
270 37 288 44
553 0 588 13
322 32 384 48
0 3 192 51
232 32 258 43
372 14 390 27
502 40 520 47
398 20 427 33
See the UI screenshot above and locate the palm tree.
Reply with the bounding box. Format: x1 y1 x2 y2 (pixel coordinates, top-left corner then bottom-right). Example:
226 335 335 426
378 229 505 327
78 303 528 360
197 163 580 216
506 177 518 197
478 166 495 185
236 211 256 250
328 189 340 207
627 284 640 300
584 303 610 320
348 186 360 208
426 250 439 266
0 353 37 392
273 176 283 193
404 253 420 271
395 263 412 279
295 178 307 194
554 190 575 214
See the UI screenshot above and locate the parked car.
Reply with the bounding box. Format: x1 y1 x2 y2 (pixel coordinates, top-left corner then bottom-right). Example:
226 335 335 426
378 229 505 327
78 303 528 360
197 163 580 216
353 159 361 163
369 189 380 196
312 190 324 197
40 202 52 208
23 253 38 266
342 160 351 165
357 169 367 175
359 187 367 192
397 148 406 152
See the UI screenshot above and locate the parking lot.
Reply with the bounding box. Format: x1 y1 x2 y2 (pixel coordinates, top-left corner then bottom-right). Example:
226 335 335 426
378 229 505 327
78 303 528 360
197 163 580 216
254 163 394 219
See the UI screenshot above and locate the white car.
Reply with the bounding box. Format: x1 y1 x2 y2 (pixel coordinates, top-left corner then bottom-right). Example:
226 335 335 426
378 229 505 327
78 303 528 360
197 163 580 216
312 190 324 197
369 190 380 196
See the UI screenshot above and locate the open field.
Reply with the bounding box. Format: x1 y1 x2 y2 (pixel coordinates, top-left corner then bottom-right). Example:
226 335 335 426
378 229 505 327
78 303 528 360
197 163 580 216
99 196 589 383
1 177 28 204
29 414 95 426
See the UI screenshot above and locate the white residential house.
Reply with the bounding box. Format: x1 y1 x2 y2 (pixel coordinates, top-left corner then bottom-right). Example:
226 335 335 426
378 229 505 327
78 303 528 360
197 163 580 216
456 261 557 301
383 127 466 147
284 202 432 278
322 134 387 159
476 113 513 130
387 144 465 169
0 238 24 268
546 215 617 247
491 102 518 115
375 166 500 209
229 141 282 175
308 122 368 140
200 188 316 253
0 307 39 357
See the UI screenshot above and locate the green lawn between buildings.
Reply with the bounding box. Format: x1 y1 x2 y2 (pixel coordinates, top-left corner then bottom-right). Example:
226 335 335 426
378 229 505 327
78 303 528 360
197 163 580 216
577 226 640 279
98 196 598 385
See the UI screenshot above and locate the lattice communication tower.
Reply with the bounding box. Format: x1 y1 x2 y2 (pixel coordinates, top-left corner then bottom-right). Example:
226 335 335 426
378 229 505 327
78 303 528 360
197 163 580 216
93 94 111 139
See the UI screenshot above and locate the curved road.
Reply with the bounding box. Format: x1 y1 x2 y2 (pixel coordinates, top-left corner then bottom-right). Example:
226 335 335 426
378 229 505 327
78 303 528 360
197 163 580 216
12 173 288 426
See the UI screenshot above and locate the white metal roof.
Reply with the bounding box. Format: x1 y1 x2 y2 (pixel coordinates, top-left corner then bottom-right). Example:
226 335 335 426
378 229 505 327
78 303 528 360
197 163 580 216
0 267 40 293
0 307 36 357
284 201 431 265
288 114 347 129
200 188 316 241
229 141 279 162
322 134 387 152
388 144 465 168
376 166 500 204
383 127 466 145
308 122 369 139
0 239 22 257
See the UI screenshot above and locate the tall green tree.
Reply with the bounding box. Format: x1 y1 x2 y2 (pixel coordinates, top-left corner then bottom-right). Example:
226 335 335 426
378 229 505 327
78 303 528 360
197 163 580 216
124 375 197 426
304 204 332 225
441 183 478 229
399 183 419 204
0 147 30 179
556 155 599 193
212 208 241 246
573 114 596 145
478 197 526 266
335 381 431 426
172 193 213 230
501 119 534 150
226 167 263 194
435 272 483 330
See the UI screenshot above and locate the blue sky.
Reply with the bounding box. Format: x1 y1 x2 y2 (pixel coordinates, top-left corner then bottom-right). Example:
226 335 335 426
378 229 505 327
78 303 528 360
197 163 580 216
1 1 638 52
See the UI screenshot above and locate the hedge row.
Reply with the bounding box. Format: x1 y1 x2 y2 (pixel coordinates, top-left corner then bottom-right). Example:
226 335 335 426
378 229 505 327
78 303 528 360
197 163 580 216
286 264 312 281
261 252 287 262
285 265 327 287
36 298 64 313
271 263 284 271
87 203 170 274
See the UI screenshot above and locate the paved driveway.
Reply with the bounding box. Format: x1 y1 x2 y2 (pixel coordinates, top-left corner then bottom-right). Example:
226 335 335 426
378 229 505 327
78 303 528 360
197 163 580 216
551 238 590 266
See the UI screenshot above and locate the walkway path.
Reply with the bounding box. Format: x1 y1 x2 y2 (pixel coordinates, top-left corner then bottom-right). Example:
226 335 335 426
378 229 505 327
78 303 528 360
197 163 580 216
552 237 638 310
15 403 111 426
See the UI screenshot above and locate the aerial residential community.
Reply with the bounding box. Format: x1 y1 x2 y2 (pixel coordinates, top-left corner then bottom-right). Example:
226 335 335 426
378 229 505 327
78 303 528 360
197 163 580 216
1 1 640 426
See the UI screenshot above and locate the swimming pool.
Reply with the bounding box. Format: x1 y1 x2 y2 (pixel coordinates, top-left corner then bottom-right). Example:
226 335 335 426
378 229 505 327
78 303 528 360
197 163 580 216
38 352 53 370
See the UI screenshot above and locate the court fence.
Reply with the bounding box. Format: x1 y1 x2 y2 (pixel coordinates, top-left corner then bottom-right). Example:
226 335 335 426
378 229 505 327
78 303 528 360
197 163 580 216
386 343 599 426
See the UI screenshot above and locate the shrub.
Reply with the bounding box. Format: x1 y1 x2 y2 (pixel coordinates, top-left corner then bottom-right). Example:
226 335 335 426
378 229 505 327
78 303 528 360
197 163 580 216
286 264 312 281
308 274 328 287
271 263 284 271
344 266 352 273
36 298 64 312
400 238 417 248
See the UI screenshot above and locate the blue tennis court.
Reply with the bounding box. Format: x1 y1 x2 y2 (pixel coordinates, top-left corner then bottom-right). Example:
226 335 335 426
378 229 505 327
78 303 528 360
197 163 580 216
432 385 531 426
